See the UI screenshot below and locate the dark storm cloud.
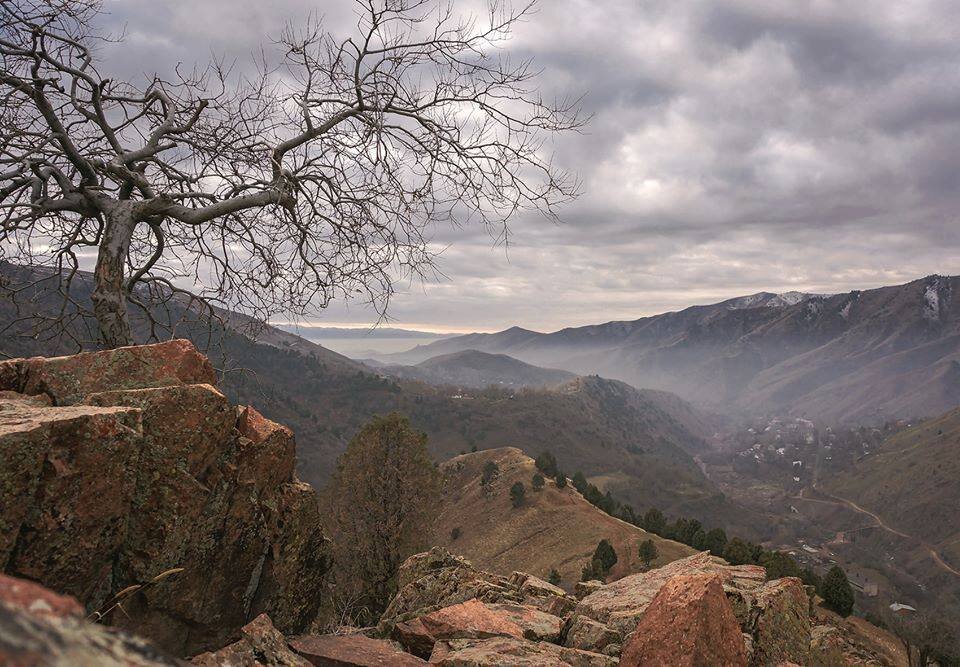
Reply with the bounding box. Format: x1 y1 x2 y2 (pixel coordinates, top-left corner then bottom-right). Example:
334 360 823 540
95 0 960 331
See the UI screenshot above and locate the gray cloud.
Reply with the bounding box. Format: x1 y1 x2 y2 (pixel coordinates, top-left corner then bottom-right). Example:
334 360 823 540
94 0 960 332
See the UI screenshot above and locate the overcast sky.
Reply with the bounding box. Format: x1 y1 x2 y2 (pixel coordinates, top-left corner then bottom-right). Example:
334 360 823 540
98 0 960 333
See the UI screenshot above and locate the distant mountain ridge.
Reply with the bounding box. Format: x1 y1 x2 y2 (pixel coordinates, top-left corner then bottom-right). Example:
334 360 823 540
387 277 960 423
370 349 577 389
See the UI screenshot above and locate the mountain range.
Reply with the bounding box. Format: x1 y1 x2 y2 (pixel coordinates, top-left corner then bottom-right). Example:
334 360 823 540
383 276 960 423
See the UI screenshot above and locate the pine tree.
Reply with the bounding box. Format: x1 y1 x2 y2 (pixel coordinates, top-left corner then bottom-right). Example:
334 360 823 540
327 413 440 622
554 471 567 488
572 471 588 493
723 537 754 566
532 472 545 491
821 566 855 617
593 539 618 574
704 527 728 556
510 481 526 508
535 451 559 477
642 507 666 535
638 539 658 569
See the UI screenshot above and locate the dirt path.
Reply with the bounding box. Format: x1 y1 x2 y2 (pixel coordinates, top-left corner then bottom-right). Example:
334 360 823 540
798 487 960 578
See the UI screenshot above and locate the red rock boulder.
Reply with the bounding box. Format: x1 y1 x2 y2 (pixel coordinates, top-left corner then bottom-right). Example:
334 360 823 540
620 573 748 667
393 598 525 657
0 339 215 405
289 633 427 666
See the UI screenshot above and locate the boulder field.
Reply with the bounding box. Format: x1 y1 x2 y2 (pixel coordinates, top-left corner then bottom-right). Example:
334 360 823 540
3 546 900 665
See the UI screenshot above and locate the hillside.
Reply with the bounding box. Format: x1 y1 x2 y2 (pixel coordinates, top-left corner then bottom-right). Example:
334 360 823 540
371 349 576 389
432 448 695 587
823 408 960 569
386 277 960 423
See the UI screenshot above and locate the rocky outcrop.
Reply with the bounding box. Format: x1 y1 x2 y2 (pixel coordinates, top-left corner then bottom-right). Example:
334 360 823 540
0 573 178 666
380 547 577 632
745 577 810 666
564 615 621 653
573 551 766 636
192 614 310 666
393 598 527 657
0 340 329 656
619 573 748 667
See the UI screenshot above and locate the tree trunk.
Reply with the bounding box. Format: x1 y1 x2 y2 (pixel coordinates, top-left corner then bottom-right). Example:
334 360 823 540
91 206 136 349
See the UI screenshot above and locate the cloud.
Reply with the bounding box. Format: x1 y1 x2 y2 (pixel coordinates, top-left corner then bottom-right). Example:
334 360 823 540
92 0 960 331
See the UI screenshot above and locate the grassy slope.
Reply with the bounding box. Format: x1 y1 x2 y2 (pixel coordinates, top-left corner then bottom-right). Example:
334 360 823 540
823 408 960 563
432 447 696 588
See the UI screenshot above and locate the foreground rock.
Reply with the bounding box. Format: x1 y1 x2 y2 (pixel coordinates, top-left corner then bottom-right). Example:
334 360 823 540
192 614 309 666
0 341 329 656
289 633 427 666
573 551 766 636
746 577 810 666
619 573 748 667
380 547 576 633
0 573 178 666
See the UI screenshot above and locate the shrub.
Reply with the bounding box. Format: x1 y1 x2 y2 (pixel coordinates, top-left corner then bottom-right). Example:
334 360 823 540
481 461 499 486
450 526 462 541
532 472 545 491
548 569 562 586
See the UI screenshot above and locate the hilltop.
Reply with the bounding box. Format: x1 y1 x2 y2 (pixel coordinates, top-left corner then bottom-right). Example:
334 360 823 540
370 349 577 389
386 276 960 423
431 448 695 587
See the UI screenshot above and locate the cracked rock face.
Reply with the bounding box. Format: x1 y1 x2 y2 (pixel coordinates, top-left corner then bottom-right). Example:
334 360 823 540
0 340 329 657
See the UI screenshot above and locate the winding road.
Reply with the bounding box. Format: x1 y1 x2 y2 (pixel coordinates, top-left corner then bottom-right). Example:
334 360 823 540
799 486 960 578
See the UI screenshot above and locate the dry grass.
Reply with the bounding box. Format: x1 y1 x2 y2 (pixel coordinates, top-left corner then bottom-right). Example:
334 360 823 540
432 448 696 589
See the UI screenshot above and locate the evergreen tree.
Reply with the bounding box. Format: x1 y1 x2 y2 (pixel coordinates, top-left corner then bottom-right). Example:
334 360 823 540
532 472 545 491
535 451 559 477
510 481 526 508
723 537 754 566
638 539 658 569
593 539 618 573
704 527 728 557
327 413 440 622
820 566 855 617
642 507 666 535
572 471 588 493
760 551 801 580
548 569 562 586
555 471 568 488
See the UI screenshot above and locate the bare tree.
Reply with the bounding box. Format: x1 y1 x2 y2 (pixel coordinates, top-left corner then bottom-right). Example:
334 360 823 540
0 0 582 348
